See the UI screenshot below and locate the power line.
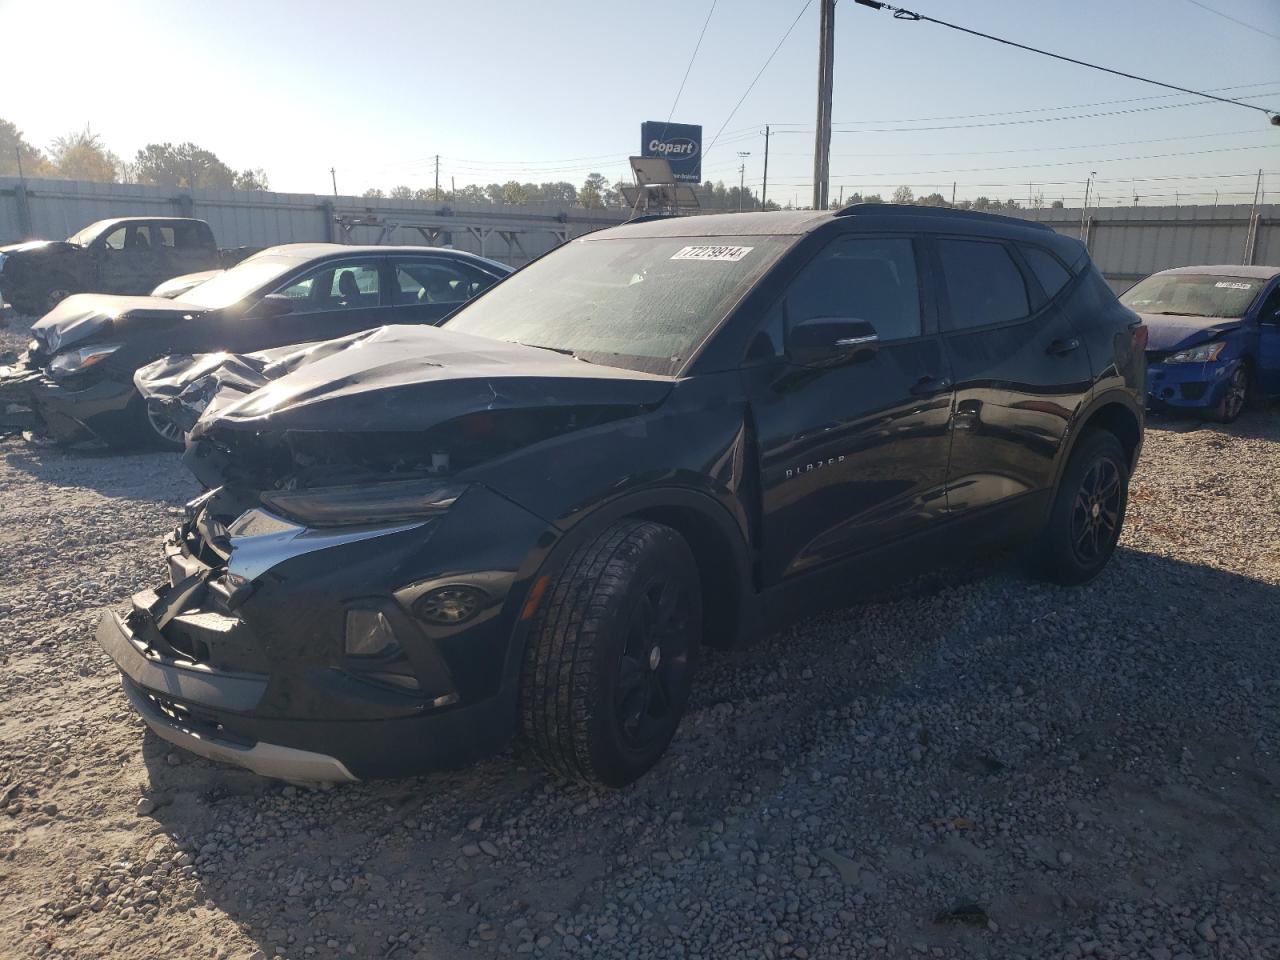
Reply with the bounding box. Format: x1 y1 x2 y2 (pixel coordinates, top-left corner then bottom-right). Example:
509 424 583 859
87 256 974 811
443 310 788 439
665 0 718 131
853 0 1280 123
1183 0 1280 42
705 0 814 157
769 128 1266 160
715 81 1280 139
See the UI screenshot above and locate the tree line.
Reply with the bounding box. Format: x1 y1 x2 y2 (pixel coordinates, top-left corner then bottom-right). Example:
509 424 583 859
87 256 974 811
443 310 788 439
0 118 269 191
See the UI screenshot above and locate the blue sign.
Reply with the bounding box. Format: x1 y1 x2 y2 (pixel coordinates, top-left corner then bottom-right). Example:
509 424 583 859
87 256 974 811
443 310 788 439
641 121 703 184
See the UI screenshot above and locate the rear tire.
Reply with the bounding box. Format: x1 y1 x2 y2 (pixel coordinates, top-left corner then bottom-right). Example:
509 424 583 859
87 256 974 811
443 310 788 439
1033 430 1129 585
520 520 701 787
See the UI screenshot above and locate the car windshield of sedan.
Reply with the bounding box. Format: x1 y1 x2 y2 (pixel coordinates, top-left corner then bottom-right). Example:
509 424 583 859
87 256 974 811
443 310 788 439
176 255 305 310
1120 273 1265 319
443 235 791 374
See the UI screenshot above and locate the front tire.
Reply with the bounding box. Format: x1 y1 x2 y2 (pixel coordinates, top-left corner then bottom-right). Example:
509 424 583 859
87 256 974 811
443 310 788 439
1033 430 1129 585
1210 364 1249 424
520 520 701 787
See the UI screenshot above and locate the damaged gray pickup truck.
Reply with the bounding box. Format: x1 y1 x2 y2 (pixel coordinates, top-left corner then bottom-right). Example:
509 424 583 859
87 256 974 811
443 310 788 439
98 207 1145 787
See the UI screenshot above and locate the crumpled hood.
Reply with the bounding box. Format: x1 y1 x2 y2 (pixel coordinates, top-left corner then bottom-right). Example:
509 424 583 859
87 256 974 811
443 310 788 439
193 324 675 437
32 294 201 353
1138 312 1245 352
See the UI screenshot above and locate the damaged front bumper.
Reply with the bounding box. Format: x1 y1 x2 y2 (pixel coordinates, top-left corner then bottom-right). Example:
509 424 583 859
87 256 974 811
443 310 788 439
0 356 136 442
99 483 551 782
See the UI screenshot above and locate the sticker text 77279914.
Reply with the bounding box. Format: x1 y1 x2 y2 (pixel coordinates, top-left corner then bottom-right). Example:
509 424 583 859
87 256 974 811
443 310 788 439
670 245 754 263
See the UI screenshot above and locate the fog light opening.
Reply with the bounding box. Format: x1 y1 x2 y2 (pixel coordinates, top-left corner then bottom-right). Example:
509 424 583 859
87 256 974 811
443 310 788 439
344 609 400 658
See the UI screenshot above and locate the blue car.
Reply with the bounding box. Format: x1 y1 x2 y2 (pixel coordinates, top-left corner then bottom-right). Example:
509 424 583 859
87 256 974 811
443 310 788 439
1120 265 1280 423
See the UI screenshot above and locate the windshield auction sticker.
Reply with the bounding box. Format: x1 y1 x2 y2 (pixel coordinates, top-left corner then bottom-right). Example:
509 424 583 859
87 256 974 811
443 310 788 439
670 245 754 262
1214 281 1253 290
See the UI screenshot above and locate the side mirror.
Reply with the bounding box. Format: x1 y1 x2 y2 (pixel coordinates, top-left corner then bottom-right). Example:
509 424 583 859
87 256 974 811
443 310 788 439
787 316 879 367
250 293 295 319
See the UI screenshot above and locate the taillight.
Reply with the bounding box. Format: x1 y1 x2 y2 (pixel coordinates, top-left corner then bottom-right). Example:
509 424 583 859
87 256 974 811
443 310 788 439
1131 323 1149 351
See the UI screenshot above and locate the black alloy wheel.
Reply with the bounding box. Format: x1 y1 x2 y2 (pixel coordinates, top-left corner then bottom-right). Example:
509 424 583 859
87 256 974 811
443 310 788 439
1069 457 1122 566
1033 429 1129 585
615 576 694 753
521 519 702 786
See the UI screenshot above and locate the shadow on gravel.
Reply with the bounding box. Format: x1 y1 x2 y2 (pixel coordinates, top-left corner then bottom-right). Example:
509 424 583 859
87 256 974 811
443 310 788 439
129 541 1280 958
1145 403 1280 438
2 440 187 498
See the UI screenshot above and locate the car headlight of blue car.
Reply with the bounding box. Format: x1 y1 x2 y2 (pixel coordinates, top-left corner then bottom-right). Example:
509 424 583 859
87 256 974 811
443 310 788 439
1165 341 1226 363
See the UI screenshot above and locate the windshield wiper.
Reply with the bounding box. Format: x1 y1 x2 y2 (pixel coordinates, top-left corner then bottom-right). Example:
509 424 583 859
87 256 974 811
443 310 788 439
511 341 592 363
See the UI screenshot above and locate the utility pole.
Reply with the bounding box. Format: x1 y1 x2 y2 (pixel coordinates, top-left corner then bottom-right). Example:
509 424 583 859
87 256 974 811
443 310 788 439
812 0 835 210
330 167 338 197
1243 168 1263 264
761 125 771 209
737 151 751 211
951 181 956 205
434 155 441 200
15 147 24 181
1079 171 1096 240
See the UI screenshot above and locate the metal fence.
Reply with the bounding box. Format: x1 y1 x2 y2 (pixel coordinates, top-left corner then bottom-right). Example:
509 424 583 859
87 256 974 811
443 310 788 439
0 177 629 266
2 177 1276 285
1018 202 1278 292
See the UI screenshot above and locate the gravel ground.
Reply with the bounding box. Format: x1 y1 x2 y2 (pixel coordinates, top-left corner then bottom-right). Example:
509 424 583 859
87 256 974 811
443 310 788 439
1 313 1278 960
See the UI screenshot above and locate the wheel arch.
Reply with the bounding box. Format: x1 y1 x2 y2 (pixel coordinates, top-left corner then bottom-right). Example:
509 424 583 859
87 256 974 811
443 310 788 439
1063 392 1143 479
518 488 757 655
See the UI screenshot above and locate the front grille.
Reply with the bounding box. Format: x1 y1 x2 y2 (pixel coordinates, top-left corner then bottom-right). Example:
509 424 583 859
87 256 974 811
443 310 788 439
1180 382 1208 401
1146 350 1173 365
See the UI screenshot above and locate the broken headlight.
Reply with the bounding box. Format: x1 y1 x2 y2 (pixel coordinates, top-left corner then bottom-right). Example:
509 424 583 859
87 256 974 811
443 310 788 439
259 478 465 528
48 342 122 378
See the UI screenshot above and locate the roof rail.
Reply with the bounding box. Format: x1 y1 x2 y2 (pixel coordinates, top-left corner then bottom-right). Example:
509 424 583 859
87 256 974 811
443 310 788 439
833 202 1052 231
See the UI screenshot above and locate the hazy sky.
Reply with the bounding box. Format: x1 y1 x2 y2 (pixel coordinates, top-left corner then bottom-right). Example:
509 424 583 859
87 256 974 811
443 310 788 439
1 0 1277 205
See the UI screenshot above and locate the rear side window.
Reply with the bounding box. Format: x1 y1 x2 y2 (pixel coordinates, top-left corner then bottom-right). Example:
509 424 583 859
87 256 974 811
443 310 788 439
1020 244 1072 298
784 235 923 342
937 239 1030 330
393 259 495 306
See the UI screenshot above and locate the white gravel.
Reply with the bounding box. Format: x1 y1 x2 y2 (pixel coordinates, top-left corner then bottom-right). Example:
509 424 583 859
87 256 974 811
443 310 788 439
1 310 1278 959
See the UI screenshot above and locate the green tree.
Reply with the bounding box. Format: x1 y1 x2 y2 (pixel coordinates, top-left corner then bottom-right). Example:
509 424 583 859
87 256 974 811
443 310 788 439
1050 199 1065 209
502 181 529 204
234 168 270 191
133 142 236 189
580 172 609 208
917 192 951 207
0 118 54 177
891 185 914 205
49 127 121 182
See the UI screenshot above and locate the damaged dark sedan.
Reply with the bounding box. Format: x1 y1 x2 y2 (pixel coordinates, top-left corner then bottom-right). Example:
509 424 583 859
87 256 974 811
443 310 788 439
0 244 511 447
99 206 1146 787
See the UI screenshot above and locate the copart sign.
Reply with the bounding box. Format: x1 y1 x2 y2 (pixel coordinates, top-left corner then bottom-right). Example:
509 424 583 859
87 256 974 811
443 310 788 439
640 121 703 184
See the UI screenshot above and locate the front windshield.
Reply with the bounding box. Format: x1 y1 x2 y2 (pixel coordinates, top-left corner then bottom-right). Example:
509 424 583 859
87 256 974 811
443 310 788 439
65 220 115 247
443 234 791 374
1120 273 1265 319
176 255 304 310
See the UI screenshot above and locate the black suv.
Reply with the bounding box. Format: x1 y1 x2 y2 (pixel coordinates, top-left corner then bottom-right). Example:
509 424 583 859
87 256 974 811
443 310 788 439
99 206 1145 787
